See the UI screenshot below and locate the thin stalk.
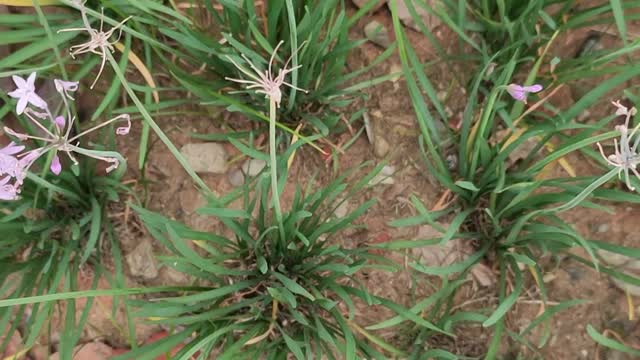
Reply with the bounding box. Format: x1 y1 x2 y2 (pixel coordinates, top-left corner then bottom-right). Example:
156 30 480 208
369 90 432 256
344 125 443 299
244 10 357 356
269 99 286 243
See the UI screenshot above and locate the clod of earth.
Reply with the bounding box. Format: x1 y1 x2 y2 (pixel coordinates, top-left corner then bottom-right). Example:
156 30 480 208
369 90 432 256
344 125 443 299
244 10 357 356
364 21 392 48
125 239 159 280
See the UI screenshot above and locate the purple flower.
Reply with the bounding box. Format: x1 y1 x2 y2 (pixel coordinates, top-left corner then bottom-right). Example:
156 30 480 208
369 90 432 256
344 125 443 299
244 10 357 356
0 142 25 178
0 142 25 156
54 116 66 129
0 176 19 201
7 72 47 114
50 154 62 175
506 83 543 103
0 75 131 201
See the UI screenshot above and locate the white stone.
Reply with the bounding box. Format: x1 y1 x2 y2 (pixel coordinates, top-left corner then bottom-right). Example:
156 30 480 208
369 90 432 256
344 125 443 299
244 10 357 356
391 0 443 31
180 143 228 174
369 165 396 185
228 169 245 187
242 159 267 177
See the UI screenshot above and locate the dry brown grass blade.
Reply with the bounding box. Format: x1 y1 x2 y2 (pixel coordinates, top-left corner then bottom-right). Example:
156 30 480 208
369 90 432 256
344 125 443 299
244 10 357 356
245 299 278 346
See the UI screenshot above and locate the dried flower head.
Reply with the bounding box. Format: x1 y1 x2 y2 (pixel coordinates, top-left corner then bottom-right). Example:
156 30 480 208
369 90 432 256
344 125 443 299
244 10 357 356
225 40 308 107
58 1 131 89
612 100 638 117
506 83 543 104
597 100 640 190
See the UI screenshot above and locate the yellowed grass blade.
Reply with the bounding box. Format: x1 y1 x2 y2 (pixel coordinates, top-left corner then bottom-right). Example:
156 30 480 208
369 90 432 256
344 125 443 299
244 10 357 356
0 0 60 5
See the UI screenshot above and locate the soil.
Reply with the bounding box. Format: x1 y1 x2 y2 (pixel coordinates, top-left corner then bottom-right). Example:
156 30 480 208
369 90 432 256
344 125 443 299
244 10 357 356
3 1 640 360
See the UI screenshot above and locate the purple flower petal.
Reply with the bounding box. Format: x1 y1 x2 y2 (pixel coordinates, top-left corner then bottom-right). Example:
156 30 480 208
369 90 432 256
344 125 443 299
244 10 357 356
9 72 47 113
4 127 28 141
54 79 79 93
523 84 543 93
0 142 25 155
11 75 27 89
0 154 19 178
50 155 62 175
506 84 526 101
16 97 28 115
55 116 66 128
7 89 23 99
0 176 19 200
26 72 37 89
27 93 47 110
0 188 19 200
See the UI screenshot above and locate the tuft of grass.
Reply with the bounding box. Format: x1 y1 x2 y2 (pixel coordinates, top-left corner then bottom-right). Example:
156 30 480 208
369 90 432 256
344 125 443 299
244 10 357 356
125 159 420 360
0 153 131 357
132 0 394 134
388 0 640 357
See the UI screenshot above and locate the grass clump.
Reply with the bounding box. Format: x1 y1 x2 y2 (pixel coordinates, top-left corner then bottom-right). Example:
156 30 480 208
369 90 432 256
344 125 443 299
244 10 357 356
127 162 412 359
386 0 640 357
140 0 392 133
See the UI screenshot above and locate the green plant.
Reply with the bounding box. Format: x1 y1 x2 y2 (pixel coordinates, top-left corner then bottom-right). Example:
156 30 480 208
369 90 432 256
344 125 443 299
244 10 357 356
0 53 134 357
123 158 430 360
380 0 640 357
0 154 133 357
140 0 394 134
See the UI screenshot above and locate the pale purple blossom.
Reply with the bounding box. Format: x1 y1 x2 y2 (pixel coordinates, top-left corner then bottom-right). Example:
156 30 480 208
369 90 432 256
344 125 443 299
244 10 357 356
0 73 131 202
0 142 25 156
54 116 65 128
50 155 62 175
506 83 543 104
0 176 19 201
0 142 25 179
4 110 130 177
8 72 47 114
225 40 308 107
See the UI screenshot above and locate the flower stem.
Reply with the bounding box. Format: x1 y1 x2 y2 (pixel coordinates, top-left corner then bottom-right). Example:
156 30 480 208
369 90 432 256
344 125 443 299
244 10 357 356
269 98 286 242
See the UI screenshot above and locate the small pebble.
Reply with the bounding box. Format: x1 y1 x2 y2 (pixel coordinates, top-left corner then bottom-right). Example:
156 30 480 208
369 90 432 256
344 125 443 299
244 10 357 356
369 165 395 185
374 137 390 158
364 20 391 48
597 223 610 233
228 169 245 187
180 143 228 174
242 159 267 177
